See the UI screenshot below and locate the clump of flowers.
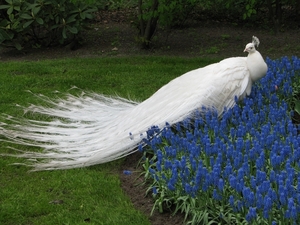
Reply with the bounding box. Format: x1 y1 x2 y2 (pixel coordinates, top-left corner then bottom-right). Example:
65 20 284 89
140 56 300 224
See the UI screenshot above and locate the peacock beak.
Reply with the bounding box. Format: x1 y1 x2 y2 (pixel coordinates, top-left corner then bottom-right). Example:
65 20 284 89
243 48 248 52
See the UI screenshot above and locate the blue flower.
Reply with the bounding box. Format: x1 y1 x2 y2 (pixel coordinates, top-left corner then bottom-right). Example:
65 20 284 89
229 175 237 190
217 178 224 191
246 207 257 222
264 196 272 211
152 186 158 195
213 189 222 201
123 170 132 175
143 56 300 224
167 182 175 191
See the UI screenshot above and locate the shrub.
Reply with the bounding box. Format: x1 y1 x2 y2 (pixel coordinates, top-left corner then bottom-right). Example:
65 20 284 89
0 0 97 50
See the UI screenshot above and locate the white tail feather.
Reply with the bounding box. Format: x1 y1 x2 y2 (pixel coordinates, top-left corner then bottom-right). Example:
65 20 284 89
1 92 142 170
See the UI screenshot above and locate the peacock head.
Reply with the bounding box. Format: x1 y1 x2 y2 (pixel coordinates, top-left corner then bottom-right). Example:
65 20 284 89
244 36 260 54
244 43 256 54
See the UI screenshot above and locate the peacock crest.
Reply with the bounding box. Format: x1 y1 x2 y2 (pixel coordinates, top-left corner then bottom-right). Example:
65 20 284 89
252 36 260 48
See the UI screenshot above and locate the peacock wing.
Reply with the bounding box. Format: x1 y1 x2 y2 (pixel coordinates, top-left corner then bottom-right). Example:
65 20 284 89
199 57 252 115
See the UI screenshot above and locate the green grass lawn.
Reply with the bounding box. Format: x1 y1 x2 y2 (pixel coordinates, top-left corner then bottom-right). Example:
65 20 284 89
0 56 218 225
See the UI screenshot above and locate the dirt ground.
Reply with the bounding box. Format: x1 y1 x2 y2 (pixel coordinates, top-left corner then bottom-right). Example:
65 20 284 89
0 10 299 225
1 10 299 61
119 151 186 225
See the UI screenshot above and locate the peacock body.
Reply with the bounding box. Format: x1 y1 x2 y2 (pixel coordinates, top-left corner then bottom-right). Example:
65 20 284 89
0 36 268 171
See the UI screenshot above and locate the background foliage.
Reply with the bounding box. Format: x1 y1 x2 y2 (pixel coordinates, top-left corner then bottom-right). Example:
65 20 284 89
0 0 97 50
0 0 299 50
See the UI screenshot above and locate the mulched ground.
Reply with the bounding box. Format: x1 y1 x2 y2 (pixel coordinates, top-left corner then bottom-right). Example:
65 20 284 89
119 151 185 225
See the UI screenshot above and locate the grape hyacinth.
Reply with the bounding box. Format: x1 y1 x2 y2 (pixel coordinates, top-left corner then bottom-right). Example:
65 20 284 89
140 56 300 224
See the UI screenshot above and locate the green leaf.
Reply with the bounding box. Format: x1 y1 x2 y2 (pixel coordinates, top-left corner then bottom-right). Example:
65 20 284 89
80 12 85 19
14 42 22 50
55 16 59 24
11 21 20 29
20 13 32 19
13 5 20 11
0 35 5 43
26 3 38 10
294 101 300 115
36 17 43 25
67 25 78 34
8 12 14 21
50 24 59 30
85 13 93 19
70 9 79 14
5 0 13 4
62 26 67 39
0 29 14 40
84 8 97 13
32 6 41 15
59 6 65 12
23 20 34 28
66 14 77 23
7 6 13 14
43 0 52 5
0 19 9 27
49 13 54 20
0 5 10 9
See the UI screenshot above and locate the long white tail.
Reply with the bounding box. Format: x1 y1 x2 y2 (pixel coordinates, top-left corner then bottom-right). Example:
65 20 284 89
0 87 206 171
0 58 251 171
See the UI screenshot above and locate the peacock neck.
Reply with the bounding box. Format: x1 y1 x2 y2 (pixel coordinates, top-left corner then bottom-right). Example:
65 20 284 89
246 51 268 82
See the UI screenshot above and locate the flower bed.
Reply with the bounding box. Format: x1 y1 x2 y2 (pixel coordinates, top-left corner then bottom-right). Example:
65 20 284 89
140 56 300 224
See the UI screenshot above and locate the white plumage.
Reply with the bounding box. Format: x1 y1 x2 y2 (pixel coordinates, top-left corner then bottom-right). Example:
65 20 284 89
0 36 268 171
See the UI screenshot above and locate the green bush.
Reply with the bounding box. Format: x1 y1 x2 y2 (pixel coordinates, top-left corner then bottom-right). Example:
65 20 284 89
0 0 97 50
